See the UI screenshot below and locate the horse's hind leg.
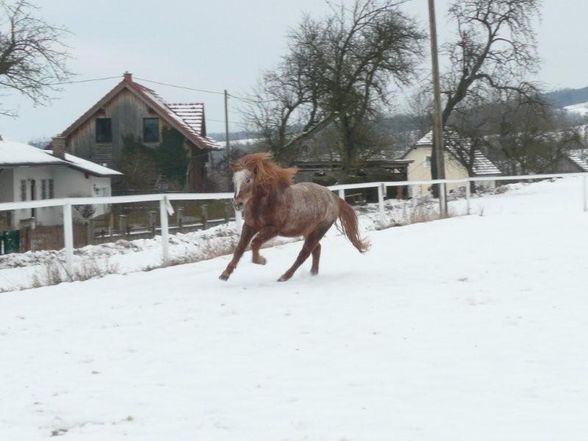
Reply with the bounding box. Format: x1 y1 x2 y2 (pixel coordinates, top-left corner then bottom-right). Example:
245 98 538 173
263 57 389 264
311 243 321 275
251 226 278 265
278 223 332 282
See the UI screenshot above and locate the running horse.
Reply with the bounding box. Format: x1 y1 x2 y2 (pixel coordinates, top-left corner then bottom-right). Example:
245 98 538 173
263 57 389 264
219 153 369 282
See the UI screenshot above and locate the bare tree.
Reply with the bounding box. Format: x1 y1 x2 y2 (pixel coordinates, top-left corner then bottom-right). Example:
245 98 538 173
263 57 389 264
0 0 70 115
245 0 424 171
450 92 582 178
429 0 542 180
495 98 582 174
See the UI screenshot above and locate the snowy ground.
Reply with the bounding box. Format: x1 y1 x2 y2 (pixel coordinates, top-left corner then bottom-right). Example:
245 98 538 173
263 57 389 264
0 190 455 292
1 177 588 440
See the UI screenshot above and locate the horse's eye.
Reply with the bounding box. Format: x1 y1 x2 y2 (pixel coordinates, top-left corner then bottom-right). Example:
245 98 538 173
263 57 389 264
246 178 251 183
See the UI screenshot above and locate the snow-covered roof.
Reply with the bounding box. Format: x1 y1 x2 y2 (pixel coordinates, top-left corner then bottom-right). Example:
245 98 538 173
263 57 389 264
0 140 64 166
0 141 121 176
167 103 205 136
410 130 501 176
46 151 122 176
567 149 588 172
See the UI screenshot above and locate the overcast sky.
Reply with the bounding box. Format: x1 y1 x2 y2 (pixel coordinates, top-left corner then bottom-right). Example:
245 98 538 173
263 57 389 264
1 0 586 142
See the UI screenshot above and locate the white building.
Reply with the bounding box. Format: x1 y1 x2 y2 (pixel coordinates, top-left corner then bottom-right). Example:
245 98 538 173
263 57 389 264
402 130 501 197
0 139 121 228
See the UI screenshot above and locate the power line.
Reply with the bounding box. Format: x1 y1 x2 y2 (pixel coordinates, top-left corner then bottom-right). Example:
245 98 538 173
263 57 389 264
47 73 278 106
46 75 122 86
134 77 226 96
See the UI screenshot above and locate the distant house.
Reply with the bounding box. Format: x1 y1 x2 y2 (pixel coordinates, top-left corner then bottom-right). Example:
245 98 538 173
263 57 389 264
558 150 588 173
54 72 220 192
402 130 501 197
0 139 121 228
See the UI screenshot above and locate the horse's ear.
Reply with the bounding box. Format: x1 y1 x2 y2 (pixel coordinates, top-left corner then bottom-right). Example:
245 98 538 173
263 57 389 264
230 161 242 172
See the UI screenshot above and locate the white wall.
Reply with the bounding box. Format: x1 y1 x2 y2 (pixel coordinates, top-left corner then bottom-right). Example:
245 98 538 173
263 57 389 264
12 165 60 227
404 146 495 198
7 165 113 227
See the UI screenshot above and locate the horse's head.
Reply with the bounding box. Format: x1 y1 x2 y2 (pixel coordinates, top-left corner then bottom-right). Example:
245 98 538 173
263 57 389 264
231 167 254 209
230 152 297 209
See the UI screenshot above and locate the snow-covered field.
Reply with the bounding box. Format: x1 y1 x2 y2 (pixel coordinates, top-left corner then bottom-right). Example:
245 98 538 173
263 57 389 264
1 177 588 440
565 101 588 116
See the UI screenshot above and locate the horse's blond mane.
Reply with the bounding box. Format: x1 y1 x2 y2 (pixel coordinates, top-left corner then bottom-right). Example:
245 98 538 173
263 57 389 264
233 152 297 189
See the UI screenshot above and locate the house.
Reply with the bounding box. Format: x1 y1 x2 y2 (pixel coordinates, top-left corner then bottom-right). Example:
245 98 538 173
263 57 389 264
54 72 220 192
557 150 588 173
402 130 501 197
0 139 121 229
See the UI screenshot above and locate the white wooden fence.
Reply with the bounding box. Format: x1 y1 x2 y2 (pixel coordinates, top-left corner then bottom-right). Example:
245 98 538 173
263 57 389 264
1 172 587 273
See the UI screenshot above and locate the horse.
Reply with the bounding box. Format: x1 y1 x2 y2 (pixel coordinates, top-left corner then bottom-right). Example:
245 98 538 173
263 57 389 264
219 152 369 282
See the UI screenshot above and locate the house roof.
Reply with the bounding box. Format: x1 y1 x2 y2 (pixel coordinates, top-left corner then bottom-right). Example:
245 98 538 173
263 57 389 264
406 130 501 176
567 149 588 172
60 73 219 150
0 140 121 176
46 151 123 176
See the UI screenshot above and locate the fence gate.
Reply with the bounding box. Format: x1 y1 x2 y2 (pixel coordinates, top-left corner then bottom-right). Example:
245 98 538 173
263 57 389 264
0 230 20 255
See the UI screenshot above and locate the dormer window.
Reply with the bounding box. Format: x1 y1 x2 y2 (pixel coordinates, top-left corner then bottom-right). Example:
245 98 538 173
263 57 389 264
95 118 112 143
143 118 160 143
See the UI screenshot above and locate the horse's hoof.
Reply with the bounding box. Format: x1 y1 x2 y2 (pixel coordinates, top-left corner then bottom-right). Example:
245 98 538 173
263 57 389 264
277 274 291 282
219 273 229 281
253 256 267 265
310 269 319 276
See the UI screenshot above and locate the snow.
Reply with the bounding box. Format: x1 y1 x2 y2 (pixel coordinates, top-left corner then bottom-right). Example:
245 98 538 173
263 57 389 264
564 101 588 116
0 140 64 165
1 177 588 440
0 141 120 176
46 151 122 176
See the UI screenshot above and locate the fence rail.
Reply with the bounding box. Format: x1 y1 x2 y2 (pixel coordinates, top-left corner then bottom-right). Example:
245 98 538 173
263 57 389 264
1 172 587 273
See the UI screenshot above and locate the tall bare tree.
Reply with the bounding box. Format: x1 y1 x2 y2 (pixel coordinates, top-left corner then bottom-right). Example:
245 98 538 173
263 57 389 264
0 0 70 116
429 0 542 180
246 0 424 171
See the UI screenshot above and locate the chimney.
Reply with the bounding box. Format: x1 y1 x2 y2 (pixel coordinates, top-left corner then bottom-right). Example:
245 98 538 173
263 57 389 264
52 136 67 159
123 71 133 82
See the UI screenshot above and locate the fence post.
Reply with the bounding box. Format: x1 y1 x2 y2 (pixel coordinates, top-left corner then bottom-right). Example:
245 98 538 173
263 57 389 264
439 182 447 219
583 175 587 212
338 189 345 200
63 202 74 275
159 196 170 265
465 180 471 215
377 183 385 224
148 210 157 236
235 208 243 229
177 207 184 232
119 215 128 238
200 203 209 229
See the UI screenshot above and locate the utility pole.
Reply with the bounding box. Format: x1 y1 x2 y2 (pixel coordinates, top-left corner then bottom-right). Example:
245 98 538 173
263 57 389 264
427 0 447 216
224 89 231 166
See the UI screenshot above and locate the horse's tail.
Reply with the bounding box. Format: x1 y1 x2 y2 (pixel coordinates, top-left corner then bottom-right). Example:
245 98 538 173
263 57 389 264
337 198 370 253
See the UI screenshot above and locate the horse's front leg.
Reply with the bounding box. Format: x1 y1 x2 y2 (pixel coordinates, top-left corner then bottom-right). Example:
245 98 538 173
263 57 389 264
219 223 257 281
251 226 279 265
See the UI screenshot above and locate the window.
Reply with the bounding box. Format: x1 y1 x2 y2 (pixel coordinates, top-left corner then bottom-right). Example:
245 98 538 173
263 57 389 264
20 180 27 201
41 179 47 200
48 179 55 199
95 118 112 143
425 156 432 169
143 118 160 143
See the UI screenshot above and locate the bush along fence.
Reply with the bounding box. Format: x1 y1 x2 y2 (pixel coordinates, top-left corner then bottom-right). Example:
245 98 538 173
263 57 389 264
0 173 587 274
